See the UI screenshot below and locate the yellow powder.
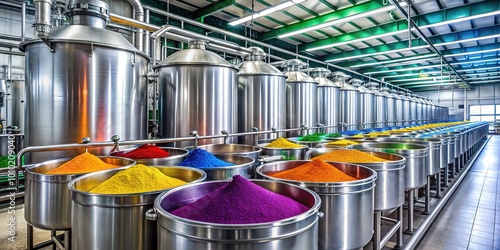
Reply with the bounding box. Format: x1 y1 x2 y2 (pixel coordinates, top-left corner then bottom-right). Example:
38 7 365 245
89 164 188 194
327 140 359 146
265 138 305 149
352 134 364 138
46 152 118 175
312 149 388 163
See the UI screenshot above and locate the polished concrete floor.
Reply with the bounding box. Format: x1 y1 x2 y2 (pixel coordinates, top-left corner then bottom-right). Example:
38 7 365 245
418 135 499 250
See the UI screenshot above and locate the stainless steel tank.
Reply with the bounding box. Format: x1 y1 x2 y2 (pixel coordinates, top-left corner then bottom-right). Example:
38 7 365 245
156 40 238 147
391 89 403 126
398 91 410 126
311 68 340 133
0 79 25 133
367 83 386 128
237 47 287 145
407 93 417 125
20 0 149 163
283 59 318 137
333 72 359 131
413 94 423 124
381 87 395 127
351 79 374 129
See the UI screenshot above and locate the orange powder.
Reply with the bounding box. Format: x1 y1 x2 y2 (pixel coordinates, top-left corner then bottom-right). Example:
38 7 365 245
312 149 388 163
269 159 358 182
46 152 119 174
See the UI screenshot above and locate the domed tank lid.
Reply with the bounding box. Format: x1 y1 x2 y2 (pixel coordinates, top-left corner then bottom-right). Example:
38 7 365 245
310 68 340 87
380 87 394 98
390 89 402 99
237 47 285 77
366 82 383 96
282 59 317 84
350 79 372 94
398 91 410 101
19 25 148 58
156 40 236 68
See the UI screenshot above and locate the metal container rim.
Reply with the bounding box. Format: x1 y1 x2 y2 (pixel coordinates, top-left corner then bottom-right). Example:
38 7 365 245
196 144 263 154
153 179 321 227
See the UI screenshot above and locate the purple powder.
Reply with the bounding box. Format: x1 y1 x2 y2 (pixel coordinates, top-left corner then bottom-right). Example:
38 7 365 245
168 175 309 224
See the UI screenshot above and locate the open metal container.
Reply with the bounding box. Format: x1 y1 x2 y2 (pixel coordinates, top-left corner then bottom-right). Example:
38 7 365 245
24 156 136 230
256 160 377 250
151 179 322 250
259 143 309 160
193 154 255 180
288 137 334 148
110 147 189 165
69 166 206 250
197 144 262 165
348 142 428 190
306 148 405 212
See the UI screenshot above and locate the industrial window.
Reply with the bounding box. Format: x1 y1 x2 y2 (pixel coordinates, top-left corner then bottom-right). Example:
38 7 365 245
469 105 498 130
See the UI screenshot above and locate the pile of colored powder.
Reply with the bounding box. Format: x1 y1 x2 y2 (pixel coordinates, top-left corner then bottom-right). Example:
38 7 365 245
352 134 365 138
178 149 234 168
89 164 187 194
299 133 324 141
169 175 308 224
269 159 358 182
265 138 304 148
326 132 341 138
46 152 118 175
112 144 169 159
312 149 388 163
327 140 359 145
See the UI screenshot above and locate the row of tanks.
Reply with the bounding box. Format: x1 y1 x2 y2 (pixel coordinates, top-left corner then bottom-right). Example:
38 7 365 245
20 0 449 162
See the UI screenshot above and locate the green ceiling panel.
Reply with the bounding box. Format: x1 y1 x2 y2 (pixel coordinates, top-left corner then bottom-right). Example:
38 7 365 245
301 0 499 52
193 0 234 20
259 0 385 40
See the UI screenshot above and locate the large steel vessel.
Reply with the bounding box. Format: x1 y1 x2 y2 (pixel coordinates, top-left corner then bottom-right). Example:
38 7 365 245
156 40 238 147
367 83 386 128
333 72 359 131
237 47 286 145
312 68 340 133
399 91 411 126
351 79 374 129
20 0 149 163
381 87 395 127
283 59 318 137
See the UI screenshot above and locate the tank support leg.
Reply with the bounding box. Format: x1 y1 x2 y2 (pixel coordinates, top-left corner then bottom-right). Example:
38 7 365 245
405 189 415 235
435 172 442 198
373 211 381 250
424 176 431 214
443 165 449 187
395 205 404 249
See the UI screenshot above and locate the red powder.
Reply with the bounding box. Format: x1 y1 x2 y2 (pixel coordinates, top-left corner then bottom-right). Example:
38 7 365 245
112 144 170 159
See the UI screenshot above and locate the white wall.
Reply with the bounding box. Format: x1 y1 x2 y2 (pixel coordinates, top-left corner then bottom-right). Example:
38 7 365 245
415 84 500 121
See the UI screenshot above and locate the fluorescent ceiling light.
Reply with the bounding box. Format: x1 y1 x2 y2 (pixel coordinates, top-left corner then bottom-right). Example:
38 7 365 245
389 75 451 82
456 66 500 72
326 45 429 63
229 0 306 26
436 34 500 47
381 71 450 78
446 48 500 58
278 5 396 38
411 82 465 88
306 10 500 52
463 72 500 77
397 79 454 85
465 75 500 81
469 79 500 84
450 57 500 66
365 64 442 75
350 54 438 68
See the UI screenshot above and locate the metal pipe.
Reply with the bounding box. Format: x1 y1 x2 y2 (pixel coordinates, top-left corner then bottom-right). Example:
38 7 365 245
388 0 470 88
33 0 52 39
144 9 150 56
124 0 145 51
141 5 404 90
0 50 24 56
21 1 26 42
405 136 490 249
8 48 12 79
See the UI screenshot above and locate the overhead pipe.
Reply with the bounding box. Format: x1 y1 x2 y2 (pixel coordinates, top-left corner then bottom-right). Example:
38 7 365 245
141 4 408 92
33 0 52 39
21 1 26 42
388 0 470 88
124 0 145 51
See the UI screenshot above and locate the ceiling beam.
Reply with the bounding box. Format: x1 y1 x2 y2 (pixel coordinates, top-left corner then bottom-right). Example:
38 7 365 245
300 0 500 52
193 0 235 20
259 0 386 40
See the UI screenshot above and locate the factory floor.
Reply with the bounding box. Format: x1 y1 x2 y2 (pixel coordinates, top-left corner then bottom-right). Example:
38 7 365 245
417 135 500 250
0 136 495 250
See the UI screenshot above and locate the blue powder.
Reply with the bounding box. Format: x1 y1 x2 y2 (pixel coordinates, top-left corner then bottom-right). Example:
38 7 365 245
179 149 235 168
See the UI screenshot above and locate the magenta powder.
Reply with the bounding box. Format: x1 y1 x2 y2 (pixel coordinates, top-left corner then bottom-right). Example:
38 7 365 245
168 175 309 224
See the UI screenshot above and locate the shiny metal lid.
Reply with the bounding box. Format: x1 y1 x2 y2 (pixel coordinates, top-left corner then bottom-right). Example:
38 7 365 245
311 68 340 87
390 89 402 99
282 59 317 84
237 47 285 77
19 25 148 58
366 82 383 96
351 79 372 94
156 40 236 68
380 87 394 98
398 91 410 101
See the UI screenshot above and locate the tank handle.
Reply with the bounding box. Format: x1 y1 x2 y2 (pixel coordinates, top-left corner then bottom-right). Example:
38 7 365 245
145 208 158 221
